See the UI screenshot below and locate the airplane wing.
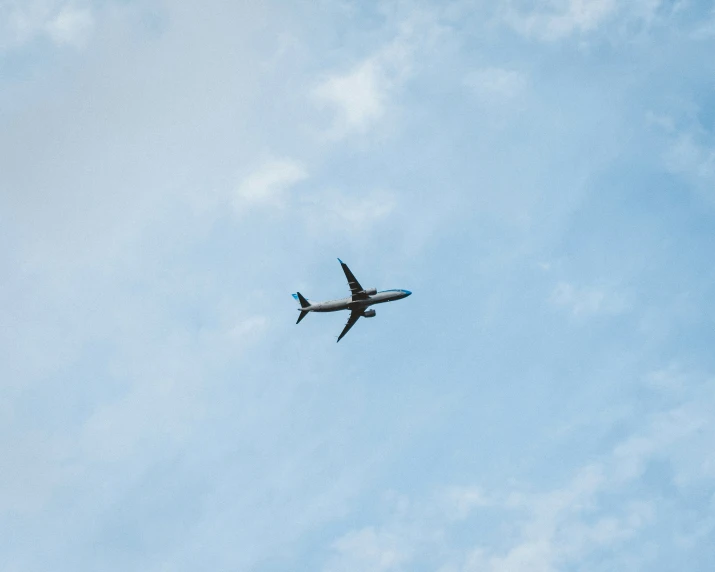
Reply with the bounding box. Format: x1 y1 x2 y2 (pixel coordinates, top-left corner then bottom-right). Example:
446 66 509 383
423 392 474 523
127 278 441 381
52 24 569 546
338 258 368 300
337 310 361 343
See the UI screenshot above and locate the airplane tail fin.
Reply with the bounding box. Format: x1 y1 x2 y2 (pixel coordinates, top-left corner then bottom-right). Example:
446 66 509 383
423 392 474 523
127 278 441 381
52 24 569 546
292 292 311 309
293 292 310 324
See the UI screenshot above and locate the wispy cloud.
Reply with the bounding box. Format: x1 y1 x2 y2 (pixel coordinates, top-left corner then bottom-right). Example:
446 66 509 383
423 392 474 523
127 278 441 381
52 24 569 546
441 485 490 520
550 281 629 317
325 527 410 572
0 1 94 50
643 363 687 393
3 1 715 569
311 9 444 139
691 7 715 39
464 67 527 102
650 108 715 204
300 188 397 235
499 0 674 42
664 133 715 187
322 374 715 571
231 159 397 235
44 4 94 47
480 466 654 572
233 158 308 213
313 58 392 137
501 0 618 41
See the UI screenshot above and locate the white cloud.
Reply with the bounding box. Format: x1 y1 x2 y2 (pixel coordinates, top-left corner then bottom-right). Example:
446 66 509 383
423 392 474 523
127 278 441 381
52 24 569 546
648 107 715 206
326 527 410 572
645 110 677 132
498 0 677 42
480 467 652 572
643 363 687 393
664 133 715 185
692 7 715 39
224 315 268 342
300 188 397 235
461 389 713 571
323 462 652 572
229 157 398 237
323 377 715 572
231 160 397 234
233 158 308 212
611 402 711 483
501 0 618 41
3 0 714 569
313 59 388 136
44 4 93 47
464 67 527 102
0 1 94 50
550 281 629 317
441 485 490 520
311 12 430 139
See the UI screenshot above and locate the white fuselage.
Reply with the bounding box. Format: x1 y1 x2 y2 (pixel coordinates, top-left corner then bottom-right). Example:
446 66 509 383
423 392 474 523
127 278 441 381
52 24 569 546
307 289 411 312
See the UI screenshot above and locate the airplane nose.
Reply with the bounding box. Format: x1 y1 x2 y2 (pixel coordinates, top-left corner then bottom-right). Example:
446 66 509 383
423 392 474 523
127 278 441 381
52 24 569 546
403 290 412 296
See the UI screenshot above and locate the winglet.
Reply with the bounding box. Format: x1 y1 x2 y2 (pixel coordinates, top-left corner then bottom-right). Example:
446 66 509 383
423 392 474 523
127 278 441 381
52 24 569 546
337 258 344 264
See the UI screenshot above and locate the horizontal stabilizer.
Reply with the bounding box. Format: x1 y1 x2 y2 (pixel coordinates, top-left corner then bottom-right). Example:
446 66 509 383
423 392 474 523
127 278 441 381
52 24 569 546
296 310 308 324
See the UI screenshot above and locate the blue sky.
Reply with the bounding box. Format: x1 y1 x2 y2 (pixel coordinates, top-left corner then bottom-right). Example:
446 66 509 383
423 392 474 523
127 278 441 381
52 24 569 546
2 1 715 570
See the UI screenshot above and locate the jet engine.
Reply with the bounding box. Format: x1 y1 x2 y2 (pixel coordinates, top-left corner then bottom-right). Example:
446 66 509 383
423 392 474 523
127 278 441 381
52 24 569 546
362 287 377 296
362 309 376 318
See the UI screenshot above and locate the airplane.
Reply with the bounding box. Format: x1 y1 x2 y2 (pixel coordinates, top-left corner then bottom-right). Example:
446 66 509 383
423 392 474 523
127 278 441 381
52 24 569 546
293 259 412 342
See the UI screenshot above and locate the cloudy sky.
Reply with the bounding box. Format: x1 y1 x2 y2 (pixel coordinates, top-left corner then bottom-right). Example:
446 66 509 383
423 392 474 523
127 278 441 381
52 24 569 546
2 0 715 570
